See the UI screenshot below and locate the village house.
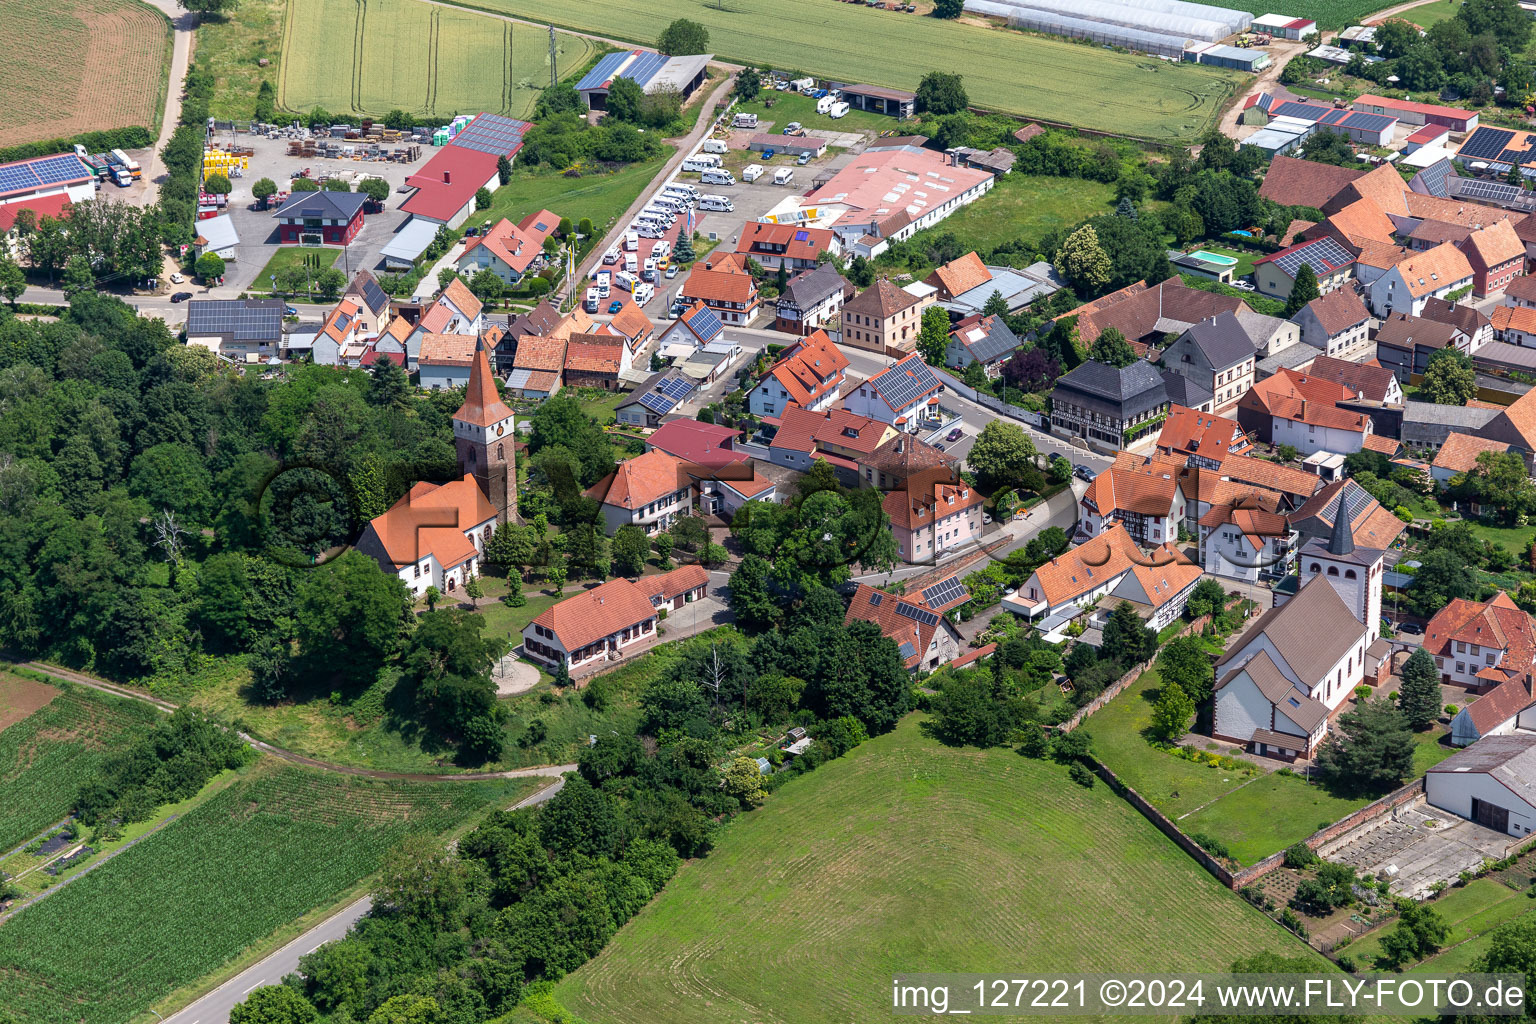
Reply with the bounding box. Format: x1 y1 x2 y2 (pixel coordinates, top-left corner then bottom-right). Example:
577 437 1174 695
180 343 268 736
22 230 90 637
563 333 630 390
943 314 1020 379
1153 405 1251 469
1048 359 1170 449
1430 432 1514 487
1419 297 1493 353
584 448 694 535
839 279 930 355
1236 367 1374 456
1373 312 1466 382
1002 524 1201 631
844 352 946 434
883 474 986 563
508 336 566 399
455 210 557 285
1303 354 1404 407
400 279 485 371
1368 243 1475 317
311 299 367 368
1459 219 1526 298
844 576 971 672
520 565 713 677
1427 592 1536 692
342 270 393 339
615 372 696 429
655 300 725 360
1055 277 1247 355
1160 312 1258 410
1253 236 1359 300
1290 288 1372 360
733 221 840 272
1492 304 1536 348
766 406 895 484
748 329 848 418
678 260 759 325
271 190 367 246
859 434 956 490
355 475 497 599
773 263 853 336
1077 458 1182 546
418 333 482 391
1199 490 1297 583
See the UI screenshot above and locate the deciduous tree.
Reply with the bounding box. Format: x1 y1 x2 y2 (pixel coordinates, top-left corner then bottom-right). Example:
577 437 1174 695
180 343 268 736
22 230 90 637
1423 345 1477 406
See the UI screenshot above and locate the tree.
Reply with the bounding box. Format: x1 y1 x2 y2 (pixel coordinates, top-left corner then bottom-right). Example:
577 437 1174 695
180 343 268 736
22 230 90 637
290 176 320 193
1089 327 1137 368
229 986 318 1024
366 357 410 409
375 834 465 929
367 995 444 1024
1150 680 1195 742
496 154 512 186
727 552 778 632
251 177 278 207
605 76 646 123
967 419 1038 493
0 254 24 307
61 254 95 297
933 0 964 15
195 252 225 283
848 254 874 287
1379 903 1449 969
1315 698 1415 793
545 562 567 594
468 268 505 304
1478 915 1536 982
1157 635 1215 707
1053 224 1111 293
916 72 967 114
928 674 1022 747
294 552 410 687
721 756 767 807
1407 547 1477 617
314 267 346 300
321 177 352 192
916 304 951 366
1422 345 1476 406
474 186 492 211
1283 262 1320 317
1451 451 1536 524
204 171 232 195
1460 0 1531 49
357 177 390 204
1373 17 1420 59
1101 600 1156 666
1398 647 1441 731
612 524 650 577
657 18 709 55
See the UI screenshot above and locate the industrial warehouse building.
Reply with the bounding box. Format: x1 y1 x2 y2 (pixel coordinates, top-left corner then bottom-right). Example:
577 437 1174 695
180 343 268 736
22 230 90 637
576 50 713 110
962 0 1252 58
401 113 532 230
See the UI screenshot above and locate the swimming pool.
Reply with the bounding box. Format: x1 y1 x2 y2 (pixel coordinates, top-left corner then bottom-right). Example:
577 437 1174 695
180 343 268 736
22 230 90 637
1188 250 1239 267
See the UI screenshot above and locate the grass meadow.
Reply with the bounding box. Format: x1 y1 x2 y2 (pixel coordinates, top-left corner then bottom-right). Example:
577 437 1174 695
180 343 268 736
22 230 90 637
0 759 539 1024
442 0 1239 141
556 715 1323 1023
279 0 595 118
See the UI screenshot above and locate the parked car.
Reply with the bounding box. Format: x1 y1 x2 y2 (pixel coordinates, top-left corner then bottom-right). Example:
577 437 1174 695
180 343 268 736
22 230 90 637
284 305 298 315
797 152 811 165
608 300 624 314
933 442 945 452
761 147 776 160
783 122 805 136
946 427 963 442
169 272 185 284
1073 464 1095 481
1399 622 1424 636
665 264 679 279
171 291 193 303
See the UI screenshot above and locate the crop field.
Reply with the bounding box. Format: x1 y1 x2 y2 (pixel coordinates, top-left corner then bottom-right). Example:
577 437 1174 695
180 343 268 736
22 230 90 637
280 0 595 119
557 716 1321 1023
0 760 538 1024
1192 0 1398 30
0 0 171 147
444 0 1238 141
0 683 160 853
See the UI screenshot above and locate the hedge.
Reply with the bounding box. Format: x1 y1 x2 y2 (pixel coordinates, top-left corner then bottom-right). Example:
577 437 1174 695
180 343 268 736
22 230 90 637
0 126 154 166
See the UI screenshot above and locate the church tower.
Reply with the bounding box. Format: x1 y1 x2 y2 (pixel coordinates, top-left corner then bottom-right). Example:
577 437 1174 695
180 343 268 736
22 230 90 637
452 337 517 524
1298 489 1383 643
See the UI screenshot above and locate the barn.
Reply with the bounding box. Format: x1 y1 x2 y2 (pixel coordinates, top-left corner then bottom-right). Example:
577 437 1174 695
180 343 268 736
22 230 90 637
1426 735 1536 838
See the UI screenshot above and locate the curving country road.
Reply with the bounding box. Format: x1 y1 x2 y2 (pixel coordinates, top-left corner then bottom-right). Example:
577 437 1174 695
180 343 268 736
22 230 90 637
157 773 572 1024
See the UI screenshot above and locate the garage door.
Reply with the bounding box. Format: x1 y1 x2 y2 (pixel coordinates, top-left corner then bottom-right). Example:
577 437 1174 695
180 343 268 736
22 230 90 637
1472 796 1510 833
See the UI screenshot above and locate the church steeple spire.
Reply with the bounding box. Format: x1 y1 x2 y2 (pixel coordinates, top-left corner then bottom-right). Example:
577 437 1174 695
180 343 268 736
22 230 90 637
452 333 516 524
1327 489 1355 557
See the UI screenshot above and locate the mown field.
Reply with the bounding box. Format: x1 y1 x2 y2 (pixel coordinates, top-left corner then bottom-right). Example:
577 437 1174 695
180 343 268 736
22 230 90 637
443 0 1238 141
0 679 160 853
280 0 595 119
0 0 171 147
557 716 1320 1023
0 759 538 1024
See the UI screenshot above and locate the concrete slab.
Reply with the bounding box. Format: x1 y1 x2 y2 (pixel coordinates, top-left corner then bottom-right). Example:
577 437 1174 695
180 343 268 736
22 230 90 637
1319 798 1519 899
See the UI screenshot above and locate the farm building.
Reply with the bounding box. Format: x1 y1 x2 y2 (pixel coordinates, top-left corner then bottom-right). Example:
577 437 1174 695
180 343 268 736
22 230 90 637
746 134 827 160
0 152 95 209
575 50 713 111
834 84 917 119
1307 43 1380 66
1247 99 1397 145
1239 120 1310 158
964 0 1252 59
1185 43 1271 72
1252 13 1317 38
1426 736 1536 836
793 147 994 247
271 190 367 246
402 113 532 229
1354 94 1477 132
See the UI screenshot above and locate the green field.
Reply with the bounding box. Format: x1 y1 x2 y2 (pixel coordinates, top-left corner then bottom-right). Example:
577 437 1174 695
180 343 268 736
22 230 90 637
0 682 160 852
1193 0 1400 29
938 174 1116 252
196 0 286 121
557 715 1322 1023
1086 671 1457 866
441 0 1239 141
481 156 671 242
0 759 539 1024
249 243 341 295
1344 878 1531 969
279 0 596 118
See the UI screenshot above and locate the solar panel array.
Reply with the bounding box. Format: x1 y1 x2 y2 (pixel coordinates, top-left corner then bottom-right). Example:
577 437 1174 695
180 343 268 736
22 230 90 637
1455 176 1523 203
869 591 884 607
1271 100 1330 121
1460 127 1516 162
637 390 678 414
0 153 88 197
1416 158 1453 198
449 114 532 156
920 577 968 609
1340 480 1372 524
656 375 693 401
897 641 916 659
872 357 940 408
1343 112 1395 134
1271 236 1354 277
187 300 283 341
683 303 723 340
894 602 939 627
360 277 388 313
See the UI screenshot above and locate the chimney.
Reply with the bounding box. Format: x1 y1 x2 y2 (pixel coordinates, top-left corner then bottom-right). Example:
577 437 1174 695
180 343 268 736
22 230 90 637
443 170 452 184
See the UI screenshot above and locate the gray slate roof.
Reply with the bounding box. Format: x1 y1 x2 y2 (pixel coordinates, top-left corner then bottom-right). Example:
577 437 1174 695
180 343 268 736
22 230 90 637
951 315 1020 364
1052 358 1168 419
1401 402 1501 429
1216 574 1363 686
780 262 849 309
1234 309 1291 351
1176 311 1256 370
1256 342 1320 378
1160 367 1214 409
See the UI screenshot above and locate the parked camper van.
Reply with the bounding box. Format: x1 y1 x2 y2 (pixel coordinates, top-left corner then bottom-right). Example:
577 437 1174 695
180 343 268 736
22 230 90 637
732 112 759 129
642 258 657 282
681 155 721 173
614 270 638 293
773 168 795 186
624 231 639 252
699 195 734 212
602 247 619 265
596 271 612 297
790 77 814 93
742 164 765 183
701 168 735 186
634 282 655 305
664 183 699 200
584 288 599 314
816 95 835 115
828 102 850 119
701 139 729 155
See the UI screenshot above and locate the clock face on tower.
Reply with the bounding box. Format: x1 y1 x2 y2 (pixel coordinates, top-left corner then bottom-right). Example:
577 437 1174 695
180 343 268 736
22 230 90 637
495 423 505 437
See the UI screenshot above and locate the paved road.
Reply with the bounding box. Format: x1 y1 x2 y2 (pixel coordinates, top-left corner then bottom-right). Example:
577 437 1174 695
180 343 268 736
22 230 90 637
159 773 572 1024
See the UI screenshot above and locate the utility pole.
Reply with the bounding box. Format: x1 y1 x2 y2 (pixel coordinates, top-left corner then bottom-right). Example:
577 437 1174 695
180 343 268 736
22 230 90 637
549 26 557 89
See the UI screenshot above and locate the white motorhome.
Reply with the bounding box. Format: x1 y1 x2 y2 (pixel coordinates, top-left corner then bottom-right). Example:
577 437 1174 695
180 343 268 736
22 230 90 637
681 155 722 172
584 287 599 313
614 270 638 292
732 112 759 129
742 164 765 183
701 139 729 155
828 102 850 119
596 271 612 297
816 95 835 115
701 168 735 186
773 168 795 186
624 231 639 252
699 194 734 212
790 78 814 93
634 282 655 305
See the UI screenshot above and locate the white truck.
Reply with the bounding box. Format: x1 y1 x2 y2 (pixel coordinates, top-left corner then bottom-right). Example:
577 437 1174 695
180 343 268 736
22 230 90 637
790 77 815 93
742 164 765 183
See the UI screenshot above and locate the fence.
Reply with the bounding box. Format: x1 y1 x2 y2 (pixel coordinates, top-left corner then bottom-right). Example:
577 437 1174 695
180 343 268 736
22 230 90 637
930 365 1045 428
1056 612 1212 734
1232 777 1426 889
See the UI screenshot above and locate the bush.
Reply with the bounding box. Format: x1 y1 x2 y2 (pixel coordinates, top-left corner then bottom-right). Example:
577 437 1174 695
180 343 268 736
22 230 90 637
1284 843 1318 869
1188 832 1231 859
1279 908 1308 937
1067 762 1095 788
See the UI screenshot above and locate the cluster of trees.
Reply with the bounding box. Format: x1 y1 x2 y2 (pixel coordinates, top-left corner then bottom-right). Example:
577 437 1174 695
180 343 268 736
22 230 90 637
74 708 251 827
518 108 668 169
1422 346 1478 406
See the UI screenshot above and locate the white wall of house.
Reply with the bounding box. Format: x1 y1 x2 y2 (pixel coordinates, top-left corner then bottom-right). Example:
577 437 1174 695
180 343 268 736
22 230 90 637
1369 270 1474 317
1435 642 1506 686
1426 771 1536 837
597 485 694 536
1270 415 1369 456
1201 526 1296 583
1214 674 1275 743
521 615 657 672
419 363 471 391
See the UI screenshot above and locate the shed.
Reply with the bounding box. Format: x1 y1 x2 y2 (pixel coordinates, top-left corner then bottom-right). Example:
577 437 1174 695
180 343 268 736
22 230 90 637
194 213 239 261
1426 735 1536 836
835 83 916 118
746 133 827 159
381 217 441 269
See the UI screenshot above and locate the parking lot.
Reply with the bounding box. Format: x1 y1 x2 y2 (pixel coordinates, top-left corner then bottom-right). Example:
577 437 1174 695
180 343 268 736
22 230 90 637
197 130 429 293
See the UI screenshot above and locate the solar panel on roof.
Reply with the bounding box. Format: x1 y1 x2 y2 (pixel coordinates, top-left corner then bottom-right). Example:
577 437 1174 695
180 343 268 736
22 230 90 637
897 641 916 659
1457 177 1521 202
448 114 532 156
361 278 388 313
920 577 968 608
1272 100 1330 121
684 304 722 340
1345 112 1396 133
1417 159 1453 198
1460 127 1516 162
656 376 693 401
869 592 883 606
873 358 940 408
637 390 676 414
894 602 939 627
186 299 282 341
794 230 808 241
1271 236 1354 278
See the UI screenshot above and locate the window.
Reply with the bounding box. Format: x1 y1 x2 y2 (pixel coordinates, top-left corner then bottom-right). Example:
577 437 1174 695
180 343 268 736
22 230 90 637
1327 566 1338 576
1457 662 1466 673
1345 569 1356 579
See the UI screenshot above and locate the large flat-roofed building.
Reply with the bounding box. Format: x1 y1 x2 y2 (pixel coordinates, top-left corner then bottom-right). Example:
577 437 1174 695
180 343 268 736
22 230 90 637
0 152 95 208
1355 93 1477 132
576 50 712 110
402 114 531 229
795 148 993 247
835 83 916 118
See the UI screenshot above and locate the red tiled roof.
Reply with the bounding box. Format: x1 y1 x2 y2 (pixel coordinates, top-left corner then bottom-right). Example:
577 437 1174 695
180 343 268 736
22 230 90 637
529 578 659 652
0 192 71 233
608 299 653 343
514 337 567 373
843 278 922 320
924 252 991 299
420 332 478 367
763 329 848 407
1154 405 1250 463
1257 156 1363 208
638 563 710 604
1082 459 1181 518
646 419 745 467
363 476 496 568
681 266 756 305
1305 354 1397 404
1432 432 1512 474
564 337 624 374
1301 289 1371 338
845 581 956 669
461 215 549 275
734 221 839 263
1493 304 1536 335
586 449 688 509
770 405 892 457
883 478 983 531
1239 367 1369 433
1029 524 1143 607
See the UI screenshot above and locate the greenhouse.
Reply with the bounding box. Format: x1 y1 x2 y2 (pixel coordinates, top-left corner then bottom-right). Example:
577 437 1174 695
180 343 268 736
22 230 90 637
963 0 1252 55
